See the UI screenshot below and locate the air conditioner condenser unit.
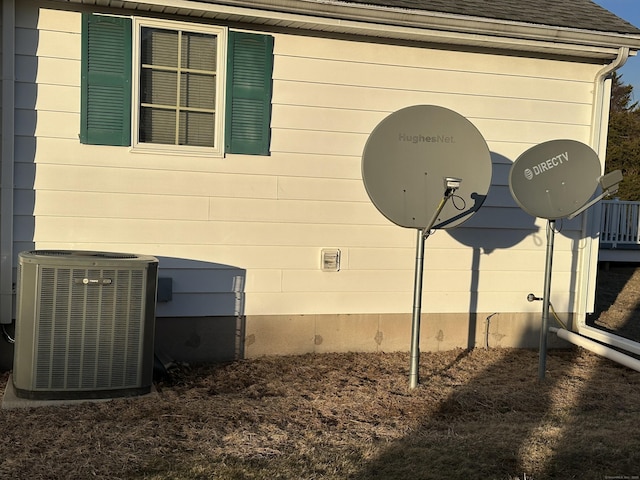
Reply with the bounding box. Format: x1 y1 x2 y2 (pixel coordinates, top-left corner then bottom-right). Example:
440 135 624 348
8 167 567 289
12 250 159 400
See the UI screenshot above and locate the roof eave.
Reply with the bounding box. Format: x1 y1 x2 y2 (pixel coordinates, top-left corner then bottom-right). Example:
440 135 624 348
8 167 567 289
52 0 640 59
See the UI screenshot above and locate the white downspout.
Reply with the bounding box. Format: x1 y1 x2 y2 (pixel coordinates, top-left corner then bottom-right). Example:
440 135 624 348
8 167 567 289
590 47 629 151
1 0 15 325
556 47 640 363
575 47 629 326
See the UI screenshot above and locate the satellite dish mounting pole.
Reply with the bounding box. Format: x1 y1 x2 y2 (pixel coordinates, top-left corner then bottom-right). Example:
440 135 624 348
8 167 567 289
409 228 426 389
409 184 459 389
539 219 555 380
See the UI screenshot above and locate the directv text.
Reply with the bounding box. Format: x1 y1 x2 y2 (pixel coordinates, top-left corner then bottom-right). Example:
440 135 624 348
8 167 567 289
524 151 569 180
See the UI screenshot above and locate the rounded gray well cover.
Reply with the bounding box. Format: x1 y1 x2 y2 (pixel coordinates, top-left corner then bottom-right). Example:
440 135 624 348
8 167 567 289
509 139 601 220
361 105 492 229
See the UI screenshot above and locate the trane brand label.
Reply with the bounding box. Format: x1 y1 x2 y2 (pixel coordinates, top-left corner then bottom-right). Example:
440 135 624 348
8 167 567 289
524 151 569 180
398 133 455 144
74 278 113 286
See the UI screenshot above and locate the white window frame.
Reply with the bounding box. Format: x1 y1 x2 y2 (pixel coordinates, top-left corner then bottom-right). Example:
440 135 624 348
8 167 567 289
131 17 227 157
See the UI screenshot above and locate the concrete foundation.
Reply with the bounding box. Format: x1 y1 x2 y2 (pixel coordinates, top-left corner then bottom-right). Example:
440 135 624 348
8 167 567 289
153 311 571 363
0 312 571 372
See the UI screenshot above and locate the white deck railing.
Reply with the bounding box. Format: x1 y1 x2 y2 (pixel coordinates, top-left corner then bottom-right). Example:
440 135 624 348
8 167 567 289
600 199 640 248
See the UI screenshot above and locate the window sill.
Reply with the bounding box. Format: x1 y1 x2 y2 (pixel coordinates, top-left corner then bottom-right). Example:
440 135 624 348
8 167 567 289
130 144 225 158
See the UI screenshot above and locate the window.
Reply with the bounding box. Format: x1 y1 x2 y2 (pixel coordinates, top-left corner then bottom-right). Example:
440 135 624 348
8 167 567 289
135 20 225 154
81 13 273 156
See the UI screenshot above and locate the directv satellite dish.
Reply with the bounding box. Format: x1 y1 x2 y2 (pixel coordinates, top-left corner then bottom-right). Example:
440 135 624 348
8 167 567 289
362 105 492 229
508 139 619 382
509 139 601 220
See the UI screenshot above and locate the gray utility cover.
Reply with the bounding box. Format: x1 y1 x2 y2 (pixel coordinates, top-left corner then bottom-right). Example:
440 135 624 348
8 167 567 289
509 139 601 220
361 105 492 229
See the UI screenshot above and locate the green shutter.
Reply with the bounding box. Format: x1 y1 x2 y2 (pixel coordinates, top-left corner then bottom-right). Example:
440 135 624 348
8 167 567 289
225 32 274 155
81 14 132 146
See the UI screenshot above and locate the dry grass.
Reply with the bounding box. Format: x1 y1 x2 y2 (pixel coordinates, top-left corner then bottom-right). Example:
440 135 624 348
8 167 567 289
2 264 640 480
590 262 640 342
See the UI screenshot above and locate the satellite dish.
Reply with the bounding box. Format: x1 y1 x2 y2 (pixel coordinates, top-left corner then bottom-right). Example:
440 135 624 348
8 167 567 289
509 140 601 220
362 105 492 229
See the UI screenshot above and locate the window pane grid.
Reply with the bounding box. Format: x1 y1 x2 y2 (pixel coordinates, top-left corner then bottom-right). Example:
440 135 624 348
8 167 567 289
139 27 217 147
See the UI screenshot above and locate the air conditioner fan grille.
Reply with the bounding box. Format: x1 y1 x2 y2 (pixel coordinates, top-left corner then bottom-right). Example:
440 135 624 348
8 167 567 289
33 266 145 391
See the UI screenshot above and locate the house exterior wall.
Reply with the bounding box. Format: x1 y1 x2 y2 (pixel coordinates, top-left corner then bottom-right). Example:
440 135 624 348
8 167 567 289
10 0 607 361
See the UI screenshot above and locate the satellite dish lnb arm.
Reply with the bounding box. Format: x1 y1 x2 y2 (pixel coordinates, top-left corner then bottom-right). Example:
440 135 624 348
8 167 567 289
422 177 462 237
566 170 623 220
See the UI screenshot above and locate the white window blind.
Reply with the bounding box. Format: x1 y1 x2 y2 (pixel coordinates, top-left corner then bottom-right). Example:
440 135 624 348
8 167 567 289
139 27 218 147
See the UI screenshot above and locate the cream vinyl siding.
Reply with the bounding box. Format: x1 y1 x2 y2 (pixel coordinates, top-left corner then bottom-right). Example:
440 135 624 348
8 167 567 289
18 1 601 319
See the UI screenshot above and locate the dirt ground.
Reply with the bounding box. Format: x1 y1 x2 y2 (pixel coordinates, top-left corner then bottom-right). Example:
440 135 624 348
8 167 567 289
2 263 640 480
588 262 640 342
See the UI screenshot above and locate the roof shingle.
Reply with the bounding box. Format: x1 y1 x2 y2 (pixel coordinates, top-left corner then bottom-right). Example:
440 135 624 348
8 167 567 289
338 0 640 34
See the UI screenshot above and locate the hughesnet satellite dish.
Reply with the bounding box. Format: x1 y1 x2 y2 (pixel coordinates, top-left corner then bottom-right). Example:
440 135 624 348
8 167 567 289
362 105 492 229
361 105 493 389
509 139 601 220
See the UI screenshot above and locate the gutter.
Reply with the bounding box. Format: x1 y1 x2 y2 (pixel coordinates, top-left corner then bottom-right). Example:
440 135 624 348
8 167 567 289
1 0 15 325
215 0 640 48
53 0 640 60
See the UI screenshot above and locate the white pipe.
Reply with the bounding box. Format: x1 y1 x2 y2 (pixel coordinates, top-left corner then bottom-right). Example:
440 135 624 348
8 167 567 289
581 324 640 357
1 0 15 325
551 327 640 373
